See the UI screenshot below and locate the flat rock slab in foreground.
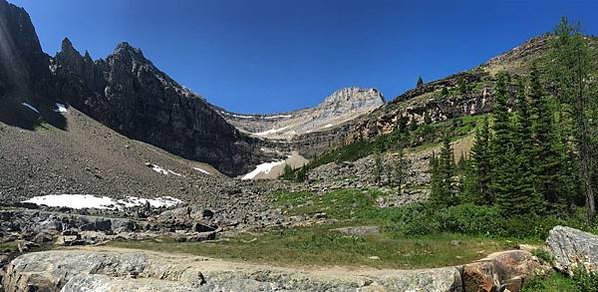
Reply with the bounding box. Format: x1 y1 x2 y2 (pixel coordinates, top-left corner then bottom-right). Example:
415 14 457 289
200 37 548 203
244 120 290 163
546 225 598 275
2 247 463 292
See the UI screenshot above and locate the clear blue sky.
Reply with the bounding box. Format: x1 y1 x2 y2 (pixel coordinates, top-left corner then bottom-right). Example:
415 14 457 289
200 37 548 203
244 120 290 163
10 0 598 114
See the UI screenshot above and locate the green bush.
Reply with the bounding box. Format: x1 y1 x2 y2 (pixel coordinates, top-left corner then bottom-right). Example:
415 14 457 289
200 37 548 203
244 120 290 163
440 204 501 235
572 268 598 291
532 248 554 264
384 202 593 240
385 204 441 236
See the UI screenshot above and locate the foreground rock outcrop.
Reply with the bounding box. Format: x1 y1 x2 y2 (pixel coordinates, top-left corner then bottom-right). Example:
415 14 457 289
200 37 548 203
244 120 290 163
1 247 549 292
2 248 463 292
546 225 598 275
461 250 549 292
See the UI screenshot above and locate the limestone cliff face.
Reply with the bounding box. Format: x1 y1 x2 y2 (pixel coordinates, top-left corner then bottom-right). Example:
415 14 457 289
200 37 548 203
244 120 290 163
274 36 557 157
50 41 268 176
217 87 385 140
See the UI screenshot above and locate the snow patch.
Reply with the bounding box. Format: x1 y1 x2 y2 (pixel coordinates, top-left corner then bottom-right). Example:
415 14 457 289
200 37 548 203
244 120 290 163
254 126 289 136
146 163 182 176
54 102 67 113
323 123 334 128
21 102 39 114
241 160 285 180
193 167 210 175
22 194 184 210
263 114 292 119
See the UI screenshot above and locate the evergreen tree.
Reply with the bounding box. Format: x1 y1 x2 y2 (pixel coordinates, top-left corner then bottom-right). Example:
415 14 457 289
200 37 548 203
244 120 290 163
490 71 513 204
458 78 468 95
441 87 449 96
430 134 458 206
490 72 525 215
549 17 596 222
424 111 432 125
417 75 424 87
512 77 543 215
469 116 492 204
528 63 565 210
391 148 408 195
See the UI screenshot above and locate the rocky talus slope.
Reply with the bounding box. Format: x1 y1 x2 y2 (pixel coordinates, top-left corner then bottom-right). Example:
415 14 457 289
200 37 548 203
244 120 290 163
218 87 384 140
0 0 268 177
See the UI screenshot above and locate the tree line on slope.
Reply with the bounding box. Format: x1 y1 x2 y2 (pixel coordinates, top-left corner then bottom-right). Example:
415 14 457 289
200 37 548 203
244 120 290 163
430 17 598 223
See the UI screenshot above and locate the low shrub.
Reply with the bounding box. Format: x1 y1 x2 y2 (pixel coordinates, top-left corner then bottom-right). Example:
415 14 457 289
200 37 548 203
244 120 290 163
384 202 595 240
571 268 598 291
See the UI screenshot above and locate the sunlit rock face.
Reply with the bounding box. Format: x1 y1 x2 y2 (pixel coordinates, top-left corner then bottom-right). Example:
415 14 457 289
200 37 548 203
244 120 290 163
217 87 385 140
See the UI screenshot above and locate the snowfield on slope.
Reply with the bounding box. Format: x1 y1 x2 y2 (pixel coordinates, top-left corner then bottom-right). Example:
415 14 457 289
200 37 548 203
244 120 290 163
23 194 183 210
241 160 285 180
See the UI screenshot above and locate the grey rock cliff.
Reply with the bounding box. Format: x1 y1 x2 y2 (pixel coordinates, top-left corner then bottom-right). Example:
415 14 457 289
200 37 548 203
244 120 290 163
218 87 385 140
50 41 268 176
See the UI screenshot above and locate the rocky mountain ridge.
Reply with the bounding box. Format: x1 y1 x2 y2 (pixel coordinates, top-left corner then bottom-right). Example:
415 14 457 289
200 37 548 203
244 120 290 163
217 87 385 140
272 36 566 158
0 0 269 177
50 38 270 176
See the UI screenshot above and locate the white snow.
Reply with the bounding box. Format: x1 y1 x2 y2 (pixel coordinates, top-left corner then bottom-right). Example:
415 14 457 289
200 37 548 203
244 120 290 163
54 102 67 113
254 126 289 136
224 113 292 120
21 102 39 114
241 160 285 180
193 167 210 175
226 113 255 119
146 163 182 176
263 114 292 119
323 123 334 128
22 194 183 210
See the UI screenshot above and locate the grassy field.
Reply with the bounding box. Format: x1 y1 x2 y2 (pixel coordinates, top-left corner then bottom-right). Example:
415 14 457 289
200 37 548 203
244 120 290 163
109 188 531 269
110 226 512 269
522 273 579 292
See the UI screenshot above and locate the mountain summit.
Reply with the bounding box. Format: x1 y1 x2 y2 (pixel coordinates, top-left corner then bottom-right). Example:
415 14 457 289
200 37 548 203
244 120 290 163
218 87 385 139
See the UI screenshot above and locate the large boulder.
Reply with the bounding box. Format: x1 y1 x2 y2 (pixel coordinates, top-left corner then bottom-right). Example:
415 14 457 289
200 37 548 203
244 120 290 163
462 250 549 292
546 225 598 275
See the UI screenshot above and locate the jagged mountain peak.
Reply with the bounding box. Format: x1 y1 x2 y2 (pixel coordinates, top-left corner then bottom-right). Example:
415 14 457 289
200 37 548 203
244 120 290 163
114 42 144 57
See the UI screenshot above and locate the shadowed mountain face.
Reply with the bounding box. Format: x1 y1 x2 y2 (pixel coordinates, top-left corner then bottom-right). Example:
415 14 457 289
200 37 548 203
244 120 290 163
0 0 49 98
0 0 268 176
50 39 268 176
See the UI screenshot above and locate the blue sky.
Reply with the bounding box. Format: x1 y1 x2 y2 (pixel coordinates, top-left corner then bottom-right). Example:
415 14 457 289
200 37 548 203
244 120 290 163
10 0 598 114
